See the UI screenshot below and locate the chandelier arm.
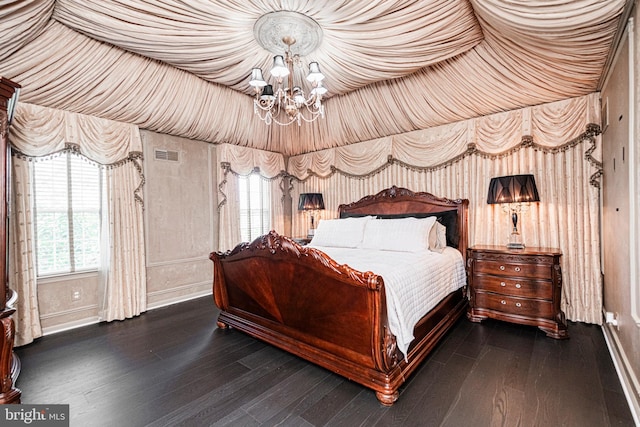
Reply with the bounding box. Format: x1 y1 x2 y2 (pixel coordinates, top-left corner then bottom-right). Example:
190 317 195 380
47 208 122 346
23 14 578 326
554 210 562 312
303 96 320 108
303 102 324 116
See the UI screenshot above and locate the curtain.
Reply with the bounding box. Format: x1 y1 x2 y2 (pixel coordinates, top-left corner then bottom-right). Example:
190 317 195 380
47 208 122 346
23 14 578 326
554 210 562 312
8 158 41 347
9 103 147 342
99 163 146 322
289 94 603 324
216 144 285 251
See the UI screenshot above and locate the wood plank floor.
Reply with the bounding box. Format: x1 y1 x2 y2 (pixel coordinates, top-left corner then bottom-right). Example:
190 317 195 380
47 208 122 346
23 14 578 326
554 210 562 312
15 296 634 426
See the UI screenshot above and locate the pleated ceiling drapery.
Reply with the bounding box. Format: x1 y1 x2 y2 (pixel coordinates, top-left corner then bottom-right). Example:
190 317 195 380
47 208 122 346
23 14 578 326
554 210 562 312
8 103 147 344
0 1 625 155
290 93 603 324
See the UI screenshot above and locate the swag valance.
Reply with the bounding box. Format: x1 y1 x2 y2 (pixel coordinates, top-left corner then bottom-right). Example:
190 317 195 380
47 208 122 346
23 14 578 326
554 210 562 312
216 143 285 178
288 93 600 180
9 102 143 165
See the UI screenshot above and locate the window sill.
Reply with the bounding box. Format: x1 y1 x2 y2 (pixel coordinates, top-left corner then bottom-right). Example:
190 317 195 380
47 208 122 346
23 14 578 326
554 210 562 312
37 270 99 284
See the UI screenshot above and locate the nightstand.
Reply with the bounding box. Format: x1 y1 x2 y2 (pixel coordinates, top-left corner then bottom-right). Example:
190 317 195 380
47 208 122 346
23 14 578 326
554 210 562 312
467 245 568 339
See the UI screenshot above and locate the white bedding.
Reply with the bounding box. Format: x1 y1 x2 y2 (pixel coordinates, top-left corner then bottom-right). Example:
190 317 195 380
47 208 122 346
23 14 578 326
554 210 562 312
308 245 466 358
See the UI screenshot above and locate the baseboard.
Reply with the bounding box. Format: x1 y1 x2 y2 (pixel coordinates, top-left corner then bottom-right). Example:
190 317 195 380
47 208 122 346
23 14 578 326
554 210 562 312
146 287 212 311
601 322 640 426
42 316 100 336
40 288 213 336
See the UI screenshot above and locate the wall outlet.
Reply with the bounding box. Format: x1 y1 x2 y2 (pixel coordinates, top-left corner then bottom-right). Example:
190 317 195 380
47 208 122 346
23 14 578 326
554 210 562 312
72 290 81 301
605 311 619 330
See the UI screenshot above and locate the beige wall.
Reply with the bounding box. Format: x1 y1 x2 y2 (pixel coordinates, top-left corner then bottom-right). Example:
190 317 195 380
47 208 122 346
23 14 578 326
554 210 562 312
37 272 99 333
38 131 218 333
141 130 217 308
600 9 640 421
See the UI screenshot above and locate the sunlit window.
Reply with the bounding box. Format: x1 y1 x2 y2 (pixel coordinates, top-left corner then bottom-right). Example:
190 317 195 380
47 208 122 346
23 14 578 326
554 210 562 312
33 154 102 276
238 173 270 242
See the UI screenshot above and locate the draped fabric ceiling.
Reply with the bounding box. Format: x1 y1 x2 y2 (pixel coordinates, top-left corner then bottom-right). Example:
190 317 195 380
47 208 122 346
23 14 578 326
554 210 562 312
0 0 627 156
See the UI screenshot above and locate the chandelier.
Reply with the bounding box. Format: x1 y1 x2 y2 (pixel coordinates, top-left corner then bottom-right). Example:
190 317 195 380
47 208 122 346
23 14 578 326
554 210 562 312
250 12 327 126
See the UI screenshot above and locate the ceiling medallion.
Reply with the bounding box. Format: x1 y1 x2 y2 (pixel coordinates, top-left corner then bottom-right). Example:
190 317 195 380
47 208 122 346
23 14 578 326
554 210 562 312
253 11 322 56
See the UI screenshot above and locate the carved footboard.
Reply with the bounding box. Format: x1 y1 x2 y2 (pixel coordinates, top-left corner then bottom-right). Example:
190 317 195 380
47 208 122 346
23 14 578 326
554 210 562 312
210 230 466 405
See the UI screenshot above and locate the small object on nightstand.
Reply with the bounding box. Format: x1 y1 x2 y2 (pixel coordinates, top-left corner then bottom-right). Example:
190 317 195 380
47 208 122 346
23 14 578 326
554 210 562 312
466 245 568 339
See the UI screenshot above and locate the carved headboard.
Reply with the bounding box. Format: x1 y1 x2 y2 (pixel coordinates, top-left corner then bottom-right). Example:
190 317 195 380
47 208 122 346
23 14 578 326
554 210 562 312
338 186 469 257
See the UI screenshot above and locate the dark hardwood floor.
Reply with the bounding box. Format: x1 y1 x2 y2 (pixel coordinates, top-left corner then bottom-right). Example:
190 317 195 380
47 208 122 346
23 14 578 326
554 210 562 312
15 296 634 426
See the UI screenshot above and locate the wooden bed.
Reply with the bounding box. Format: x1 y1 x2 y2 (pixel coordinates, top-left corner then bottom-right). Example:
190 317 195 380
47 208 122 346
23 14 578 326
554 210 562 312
210 186 469 405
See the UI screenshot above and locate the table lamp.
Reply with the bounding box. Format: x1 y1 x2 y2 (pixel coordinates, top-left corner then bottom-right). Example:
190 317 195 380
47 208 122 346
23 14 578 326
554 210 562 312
298 193 325 238
487 174 540 249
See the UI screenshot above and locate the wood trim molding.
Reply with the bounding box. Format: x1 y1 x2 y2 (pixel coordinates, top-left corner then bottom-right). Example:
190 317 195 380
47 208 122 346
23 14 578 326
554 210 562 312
602 320 640 425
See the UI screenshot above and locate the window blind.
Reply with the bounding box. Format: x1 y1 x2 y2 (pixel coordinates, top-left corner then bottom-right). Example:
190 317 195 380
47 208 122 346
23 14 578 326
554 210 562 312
33 154 102 276
238 174 271 242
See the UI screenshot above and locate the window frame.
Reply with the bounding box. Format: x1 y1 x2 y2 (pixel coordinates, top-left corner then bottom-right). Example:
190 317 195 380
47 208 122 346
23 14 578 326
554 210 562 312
237 172 271 242
32 152 103 278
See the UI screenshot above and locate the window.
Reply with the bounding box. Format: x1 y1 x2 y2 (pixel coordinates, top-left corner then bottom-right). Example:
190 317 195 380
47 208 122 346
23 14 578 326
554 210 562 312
33 153 102 276
238 173 270 242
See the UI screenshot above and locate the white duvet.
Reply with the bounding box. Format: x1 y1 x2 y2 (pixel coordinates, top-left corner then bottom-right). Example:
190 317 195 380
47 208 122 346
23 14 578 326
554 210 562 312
309 245 466 358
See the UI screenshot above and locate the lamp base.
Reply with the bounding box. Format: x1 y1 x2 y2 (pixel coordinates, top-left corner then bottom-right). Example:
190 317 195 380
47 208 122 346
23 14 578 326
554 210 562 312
507 242 525 249
307 228 315 239
507 231 524 249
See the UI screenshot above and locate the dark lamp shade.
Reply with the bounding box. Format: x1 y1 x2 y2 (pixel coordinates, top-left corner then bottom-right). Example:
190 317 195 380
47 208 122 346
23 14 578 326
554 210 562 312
487 174 540 204
298 193 325 211
261 84 274 97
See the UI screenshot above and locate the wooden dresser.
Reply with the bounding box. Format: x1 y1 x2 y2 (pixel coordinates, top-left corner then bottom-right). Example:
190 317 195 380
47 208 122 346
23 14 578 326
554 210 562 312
467 245 568 339
0 77 21 403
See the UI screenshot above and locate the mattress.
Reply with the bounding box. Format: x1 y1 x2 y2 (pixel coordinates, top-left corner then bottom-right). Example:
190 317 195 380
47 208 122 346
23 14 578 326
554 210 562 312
309 245 466 357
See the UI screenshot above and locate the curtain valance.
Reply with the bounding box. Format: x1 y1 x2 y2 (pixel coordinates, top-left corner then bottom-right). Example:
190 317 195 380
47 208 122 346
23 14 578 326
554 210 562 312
217 143 285 178
10 102 142 164
287 93 600 180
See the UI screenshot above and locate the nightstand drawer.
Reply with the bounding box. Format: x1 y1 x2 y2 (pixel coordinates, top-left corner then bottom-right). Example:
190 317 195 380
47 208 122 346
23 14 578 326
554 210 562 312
475 293 554 319
473 275 552 299
474 259 551 280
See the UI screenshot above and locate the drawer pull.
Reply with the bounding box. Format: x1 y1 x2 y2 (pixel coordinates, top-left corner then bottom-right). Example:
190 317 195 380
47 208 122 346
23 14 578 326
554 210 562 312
515 267 521 272
500 282 506 287
501 300 507 305
499 265 505 271
515 302 522 308
515 283 522 288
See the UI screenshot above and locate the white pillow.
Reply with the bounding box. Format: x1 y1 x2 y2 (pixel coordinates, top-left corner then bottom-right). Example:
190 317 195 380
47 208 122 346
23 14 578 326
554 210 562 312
361 216 437 252
310 216 374 248
428 221 447 253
